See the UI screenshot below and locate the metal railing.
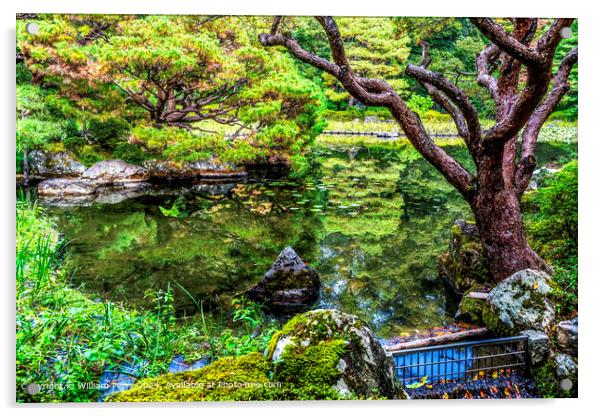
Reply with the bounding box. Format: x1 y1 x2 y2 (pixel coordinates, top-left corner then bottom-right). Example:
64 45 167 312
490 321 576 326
390 335 529 387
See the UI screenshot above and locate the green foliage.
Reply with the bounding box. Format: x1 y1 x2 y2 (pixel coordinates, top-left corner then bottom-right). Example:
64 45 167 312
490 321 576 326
16 118 63 152
77 145 104 167
407 95 434 117
63 136 86 153
159 195 188 219
112 142 147 164
551 21 578 120
16 201 279 403
525 161 577 261
524 160 578 318
87 118 131 150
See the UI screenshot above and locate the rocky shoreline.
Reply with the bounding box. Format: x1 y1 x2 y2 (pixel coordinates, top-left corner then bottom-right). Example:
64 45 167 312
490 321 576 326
18 150 250 205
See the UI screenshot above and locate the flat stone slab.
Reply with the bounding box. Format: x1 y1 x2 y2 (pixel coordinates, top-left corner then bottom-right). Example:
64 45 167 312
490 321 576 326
37 178 96 196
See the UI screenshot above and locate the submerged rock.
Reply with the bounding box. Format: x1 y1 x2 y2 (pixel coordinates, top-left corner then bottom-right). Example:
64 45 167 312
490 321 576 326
142 159 247 181
93 182 152 204
438 219 489 298
28 150 86 178
37 178 96 196
483 269 556 336
265 309 406 399
82 160 149 185
557 317 578 355
245 246 320 313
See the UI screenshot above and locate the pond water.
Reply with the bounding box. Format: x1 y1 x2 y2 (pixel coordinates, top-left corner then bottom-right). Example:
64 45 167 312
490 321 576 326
35 142 576 338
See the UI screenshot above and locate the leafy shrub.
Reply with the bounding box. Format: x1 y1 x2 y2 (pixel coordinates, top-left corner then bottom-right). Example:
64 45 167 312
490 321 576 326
77 145 103 167
407 95 434 118
63 136 85 152
87 118 131 150
112 143 146 164
524 160 578 317
526 160 577 261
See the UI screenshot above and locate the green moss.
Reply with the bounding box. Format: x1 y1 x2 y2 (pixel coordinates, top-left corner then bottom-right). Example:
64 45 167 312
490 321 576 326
278 310 356 344
482 304 512 337
265 330 282 358
531 361 575 398
273 339 350 399
109 341 353 402
108 353 274 402
456 291 485 325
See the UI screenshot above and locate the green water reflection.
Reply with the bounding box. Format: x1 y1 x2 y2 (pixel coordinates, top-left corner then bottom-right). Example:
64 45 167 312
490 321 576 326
42 142 576 337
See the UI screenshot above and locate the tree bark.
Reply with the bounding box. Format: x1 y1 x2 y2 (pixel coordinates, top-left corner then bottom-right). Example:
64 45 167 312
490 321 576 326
260 17 577 283
471 183 551 280
22 148 30 187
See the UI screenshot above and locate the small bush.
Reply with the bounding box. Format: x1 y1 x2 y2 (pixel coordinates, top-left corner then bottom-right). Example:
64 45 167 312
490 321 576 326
113 143 146 164
87 118 131 150
63 136 86 153
77 145 104 167
524 160 578 318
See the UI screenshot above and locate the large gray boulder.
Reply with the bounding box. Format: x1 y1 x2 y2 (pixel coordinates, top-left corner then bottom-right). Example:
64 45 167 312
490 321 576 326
28 150 86 178
483 269 556 336
37 178 96 196
265 309 406 399
245 246 320 314
142 159 247 180
554 353 578 379
82 160 149 185
520 330 550 366
557 317 578 356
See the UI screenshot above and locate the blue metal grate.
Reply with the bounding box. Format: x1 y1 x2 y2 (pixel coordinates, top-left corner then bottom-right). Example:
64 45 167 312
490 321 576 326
390 335 529 387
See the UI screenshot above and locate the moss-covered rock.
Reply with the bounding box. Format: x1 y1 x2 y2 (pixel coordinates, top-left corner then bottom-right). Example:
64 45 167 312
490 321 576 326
483 269 556 336
266 309 407 399
108 353 276 402
245 246 320 314
455 285 488 325
438 220 489 297
28 150 86 178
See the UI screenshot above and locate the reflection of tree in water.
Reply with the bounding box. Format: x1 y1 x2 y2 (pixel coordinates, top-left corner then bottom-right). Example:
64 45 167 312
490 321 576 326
48 185 324 316
44 142 576 336
313 150 471 336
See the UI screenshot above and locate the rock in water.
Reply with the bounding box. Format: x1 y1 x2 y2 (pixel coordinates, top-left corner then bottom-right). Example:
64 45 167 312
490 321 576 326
142 159 247 180
37 178 96 196
483 269 556 336
82 160 149 185
265 309 406 399
438 219 489 298
245 246 320 313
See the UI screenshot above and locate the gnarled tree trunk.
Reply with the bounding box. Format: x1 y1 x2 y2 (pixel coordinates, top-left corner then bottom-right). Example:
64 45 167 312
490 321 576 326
260 17 577 282
471 181 551 279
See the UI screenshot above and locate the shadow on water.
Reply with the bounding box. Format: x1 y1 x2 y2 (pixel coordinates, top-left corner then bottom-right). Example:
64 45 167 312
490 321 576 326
22 141 576 338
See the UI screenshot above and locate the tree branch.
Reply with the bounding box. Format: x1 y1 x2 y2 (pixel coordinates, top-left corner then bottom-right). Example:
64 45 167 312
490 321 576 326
476 44 500 101
515 47 578 195
260 17 477 200
406 60 481 153
470 18 543 67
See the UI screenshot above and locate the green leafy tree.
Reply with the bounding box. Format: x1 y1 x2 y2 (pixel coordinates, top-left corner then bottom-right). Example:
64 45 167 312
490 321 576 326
18 15 325 173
